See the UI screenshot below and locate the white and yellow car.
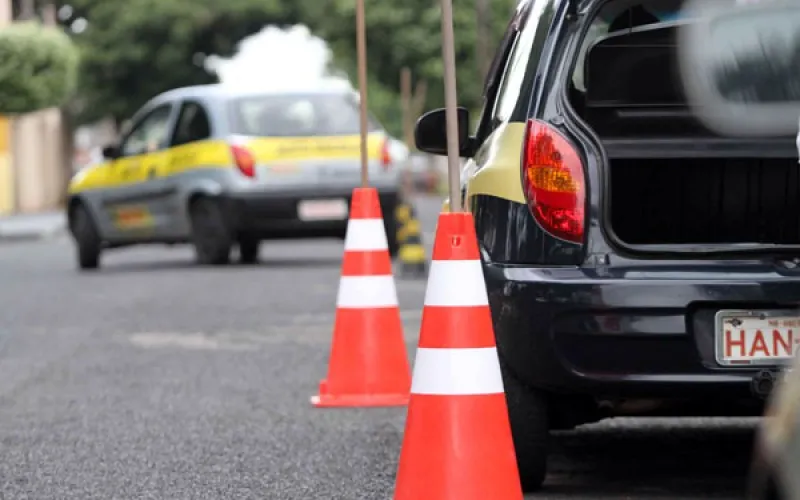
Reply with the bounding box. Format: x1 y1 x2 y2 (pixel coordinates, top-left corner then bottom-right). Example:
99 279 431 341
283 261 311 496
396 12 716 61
67 85 407 269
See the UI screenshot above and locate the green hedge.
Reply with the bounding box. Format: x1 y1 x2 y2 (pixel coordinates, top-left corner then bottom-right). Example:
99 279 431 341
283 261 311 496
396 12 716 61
0 22 80 114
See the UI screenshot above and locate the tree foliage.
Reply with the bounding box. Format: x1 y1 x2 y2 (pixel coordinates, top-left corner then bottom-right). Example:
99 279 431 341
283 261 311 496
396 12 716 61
0 21 80 114
64 0 517 135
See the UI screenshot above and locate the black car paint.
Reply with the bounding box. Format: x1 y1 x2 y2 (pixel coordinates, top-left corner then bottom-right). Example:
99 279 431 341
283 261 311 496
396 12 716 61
469 0 800 419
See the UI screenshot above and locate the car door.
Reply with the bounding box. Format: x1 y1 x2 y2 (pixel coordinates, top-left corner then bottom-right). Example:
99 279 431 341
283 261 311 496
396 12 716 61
101 103 176 241
463 0 557 209
160 99 214 236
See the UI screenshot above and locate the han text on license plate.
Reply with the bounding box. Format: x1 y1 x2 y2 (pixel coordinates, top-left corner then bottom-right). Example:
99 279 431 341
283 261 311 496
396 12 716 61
716 310 800 366
297 199 348 221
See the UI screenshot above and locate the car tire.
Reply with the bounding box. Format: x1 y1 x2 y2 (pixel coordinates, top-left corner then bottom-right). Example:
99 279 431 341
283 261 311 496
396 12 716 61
71 203 101 270
238 235 260 264
499 353 550 492
189 197 232 265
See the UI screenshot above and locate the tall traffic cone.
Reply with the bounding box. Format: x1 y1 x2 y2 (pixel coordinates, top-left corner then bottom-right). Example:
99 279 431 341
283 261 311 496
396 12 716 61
311 187 411 407
393 211 523 499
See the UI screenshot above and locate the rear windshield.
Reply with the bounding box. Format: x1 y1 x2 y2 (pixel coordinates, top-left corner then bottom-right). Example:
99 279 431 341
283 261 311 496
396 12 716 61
229 93 381 137
568 0 749 138
571 0 755 93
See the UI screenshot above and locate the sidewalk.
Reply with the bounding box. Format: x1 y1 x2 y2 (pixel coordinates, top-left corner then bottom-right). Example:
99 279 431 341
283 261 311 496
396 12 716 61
0 211 67 242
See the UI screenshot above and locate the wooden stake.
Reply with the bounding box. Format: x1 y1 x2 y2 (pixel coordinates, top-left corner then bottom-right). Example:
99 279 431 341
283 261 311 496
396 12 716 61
440 0 461 211
400 68 413 149
412 80 428 119
356 0 369 187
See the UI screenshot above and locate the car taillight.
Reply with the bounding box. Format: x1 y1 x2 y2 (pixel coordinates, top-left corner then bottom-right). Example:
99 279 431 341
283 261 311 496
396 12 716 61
230 145 255 178
380 140 392 170
521 119 585 244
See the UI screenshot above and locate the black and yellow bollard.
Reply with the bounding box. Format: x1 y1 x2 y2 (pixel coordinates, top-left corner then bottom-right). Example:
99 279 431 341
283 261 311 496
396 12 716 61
394 202 427 278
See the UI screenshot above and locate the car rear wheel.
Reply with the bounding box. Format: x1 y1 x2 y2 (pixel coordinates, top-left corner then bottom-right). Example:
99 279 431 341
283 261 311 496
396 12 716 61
71 203 101 270
189 197 232 265
238 235 260 264
499 353 550 492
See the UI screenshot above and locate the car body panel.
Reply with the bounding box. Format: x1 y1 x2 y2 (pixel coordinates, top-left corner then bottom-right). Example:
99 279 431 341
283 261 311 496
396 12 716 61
67 85 402 246
464 122 527 206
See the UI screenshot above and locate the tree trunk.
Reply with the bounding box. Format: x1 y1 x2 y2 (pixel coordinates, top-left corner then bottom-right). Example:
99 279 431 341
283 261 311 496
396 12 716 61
18 0 35 20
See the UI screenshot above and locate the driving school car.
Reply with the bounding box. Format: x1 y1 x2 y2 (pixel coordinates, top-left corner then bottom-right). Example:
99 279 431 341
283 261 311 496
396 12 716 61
415 0 800 492
66 84 406 269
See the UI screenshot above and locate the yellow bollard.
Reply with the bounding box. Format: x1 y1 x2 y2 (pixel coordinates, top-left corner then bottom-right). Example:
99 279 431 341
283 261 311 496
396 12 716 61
394 201 427 278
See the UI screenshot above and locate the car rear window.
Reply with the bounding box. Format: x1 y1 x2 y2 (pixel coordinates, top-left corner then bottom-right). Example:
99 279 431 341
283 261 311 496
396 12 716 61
568 0 747 137
229 93 381 137
571 0 749 93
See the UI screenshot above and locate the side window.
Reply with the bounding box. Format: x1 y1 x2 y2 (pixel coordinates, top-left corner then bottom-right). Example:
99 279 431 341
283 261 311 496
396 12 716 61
492 0 548 123
171 101 212 147
120 105 173 157
472 9 524 141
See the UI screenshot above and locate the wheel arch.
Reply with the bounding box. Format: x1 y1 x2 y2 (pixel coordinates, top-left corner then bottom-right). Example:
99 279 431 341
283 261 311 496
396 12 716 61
184 180 225 209
66 194 95 231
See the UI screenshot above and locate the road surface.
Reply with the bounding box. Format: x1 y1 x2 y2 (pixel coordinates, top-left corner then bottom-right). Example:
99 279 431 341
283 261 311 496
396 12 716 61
0 195 754 499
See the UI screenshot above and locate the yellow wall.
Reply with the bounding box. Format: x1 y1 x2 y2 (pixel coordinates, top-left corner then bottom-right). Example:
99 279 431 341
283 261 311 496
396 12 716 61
0 118 13 215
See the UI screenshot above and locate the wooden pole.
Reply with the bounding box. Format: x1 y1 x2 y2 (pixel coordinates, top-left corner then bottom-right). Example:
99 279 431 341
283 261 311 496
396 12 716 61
356 0 370 187
440 0 462 211
411 80 428 121
400 68 414 197
400 67 413 149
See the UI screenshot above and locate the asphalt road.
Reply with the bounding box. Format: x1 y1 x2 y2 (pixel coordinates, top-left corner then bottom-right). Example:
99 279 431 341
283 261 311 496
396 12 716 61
0 194 755 499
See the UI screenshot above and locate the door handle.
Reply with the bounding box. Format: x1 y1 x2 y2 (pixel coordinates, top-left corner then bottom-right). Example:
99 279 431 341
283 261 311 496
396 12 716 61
147 168 156 179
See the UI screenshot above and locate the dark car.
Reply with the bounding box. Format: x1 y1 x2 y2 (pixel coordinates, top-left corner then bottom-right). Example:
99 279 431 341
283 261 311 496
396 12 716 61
415 0 800 492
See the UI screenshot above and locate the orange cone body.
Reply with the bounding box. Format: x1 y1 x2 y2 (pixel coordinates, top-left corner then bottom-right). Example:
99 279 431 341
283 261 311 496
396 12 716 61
393 212 523 499
311 187 411 407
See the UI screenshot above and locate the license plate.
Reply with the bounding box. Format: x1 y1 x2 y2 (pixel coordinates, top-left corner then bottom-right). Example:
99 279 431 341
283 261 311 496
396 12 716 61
715 310 800 366
297 199 348 221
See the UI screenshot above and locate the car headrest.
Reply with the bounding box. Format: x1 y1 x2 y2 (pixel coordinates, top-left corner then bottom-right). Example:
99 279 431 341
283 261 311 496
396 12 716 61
584 22 684 106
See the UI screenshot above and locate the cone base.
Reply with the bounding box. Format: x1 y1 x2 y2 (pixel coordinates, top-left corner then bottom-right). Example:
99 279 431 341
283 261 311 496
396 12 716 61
310 391 409 408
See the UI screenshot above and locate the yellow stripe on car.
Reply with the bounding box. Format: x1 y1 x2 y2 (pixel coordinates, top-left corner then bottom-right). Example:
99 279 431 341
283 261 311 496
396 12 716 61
245 134 384 163
69 134 386 194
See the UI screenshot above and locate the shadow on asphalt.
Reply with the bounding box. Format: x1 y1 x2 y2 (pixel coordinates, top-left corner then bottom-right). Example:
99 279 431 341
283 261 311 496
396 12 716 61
537 420 755 499
91 256 342 274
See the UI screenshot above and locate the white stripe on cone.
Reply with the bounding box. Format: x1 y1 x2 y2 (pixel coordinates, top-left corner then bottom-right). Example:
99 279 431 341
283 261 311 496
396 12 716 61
410 347 505 395
344 219 389 251
424 260 489 307
337 275 399 308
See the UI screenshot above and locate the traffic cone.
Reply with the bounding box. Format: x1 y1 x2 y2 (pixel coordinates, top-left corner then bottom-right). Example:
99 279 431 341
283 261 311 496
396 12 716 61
311 187 411 408
394 203 427 278
393 211 523 500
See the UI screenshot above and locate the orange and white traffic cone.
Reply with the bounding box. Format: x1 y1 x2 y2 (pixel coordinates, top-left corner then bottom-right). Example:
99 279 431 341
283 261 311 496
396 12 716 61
393 211 523 499
311 187 411 408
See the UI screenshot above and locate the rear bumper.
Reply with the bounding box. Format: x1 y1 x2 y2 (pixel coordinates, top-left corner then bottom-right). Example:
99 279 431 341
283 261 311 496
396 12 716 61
221 186 399 238
486 260 800 400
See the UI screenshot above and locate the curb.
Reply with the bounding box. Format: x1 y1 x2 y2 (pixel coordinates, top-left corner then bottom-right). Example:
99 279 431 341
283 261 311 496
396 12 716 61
0 225 66 243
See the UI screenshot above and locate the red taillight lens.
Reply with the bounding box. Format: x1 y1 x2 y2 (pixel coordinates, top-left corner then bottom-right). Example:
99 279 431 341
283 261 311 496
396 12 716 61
380 140 392 169
230 145 255 178
522 119 585 244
